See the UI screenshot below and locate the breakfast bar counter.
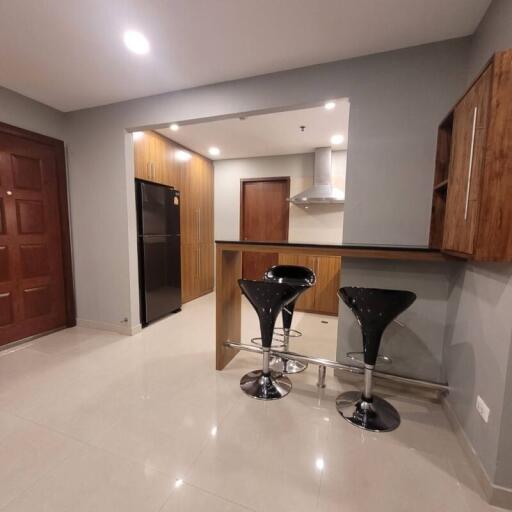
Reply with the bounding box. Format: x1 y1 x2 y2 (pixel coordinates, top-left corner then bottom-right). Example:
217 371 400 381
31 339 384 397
215 240 452 371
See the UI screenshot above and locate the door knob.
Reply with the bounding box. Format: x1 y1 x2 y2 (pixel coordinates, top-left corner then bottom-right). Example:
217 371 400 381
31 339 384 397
6 190 12 196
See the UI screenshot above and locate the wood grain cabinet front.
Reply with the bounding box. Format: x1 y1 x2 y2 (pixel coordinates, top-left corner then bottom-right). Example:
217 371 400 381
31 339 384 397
430 49 512 261
134 130 214 303
278 253 341 315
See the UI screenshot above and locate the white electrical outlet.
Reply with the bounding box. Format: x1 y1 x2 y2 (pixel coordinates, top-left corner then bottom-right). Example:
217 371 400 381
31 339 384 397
476 395 490 423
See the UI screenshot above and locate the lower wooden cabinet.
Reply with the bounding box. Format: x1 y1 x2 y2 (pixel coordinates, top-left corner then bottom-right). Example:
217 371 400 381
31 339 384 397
180 242 214 303
278 253 341 315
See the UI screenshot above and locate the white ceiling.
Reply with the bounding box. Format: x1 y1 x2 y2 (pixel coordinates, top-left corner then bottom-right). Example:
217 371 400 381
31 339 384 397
157 100 350 159
0 0 491 112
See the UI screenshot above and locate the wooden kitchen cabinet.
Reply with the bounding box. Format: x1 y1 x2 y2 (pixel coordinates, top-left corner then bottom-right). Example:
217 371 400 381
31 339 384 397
134 130 214 303
278 253 341 315
133 131 169 184
430 50 512 261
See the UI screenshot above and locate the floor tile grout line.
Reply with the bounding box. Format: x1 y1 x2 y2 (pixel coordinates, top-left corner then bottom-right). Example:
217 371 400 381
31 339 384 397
181 481 258 512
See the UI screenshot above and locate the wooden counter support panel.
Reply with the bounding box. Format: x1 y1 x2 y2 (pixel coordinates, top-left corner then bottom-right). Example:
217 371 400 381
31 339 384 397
215 246 242 370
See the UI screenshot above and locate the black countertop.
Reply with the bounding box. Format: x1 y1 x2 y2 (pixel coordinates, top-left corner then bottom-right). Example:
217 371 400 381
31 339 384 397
215 239 438 253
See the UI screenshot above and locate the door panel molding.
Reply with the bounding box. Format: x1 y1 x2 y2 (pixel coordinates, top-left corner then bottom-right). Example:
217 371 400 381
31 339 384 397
0 122 75 345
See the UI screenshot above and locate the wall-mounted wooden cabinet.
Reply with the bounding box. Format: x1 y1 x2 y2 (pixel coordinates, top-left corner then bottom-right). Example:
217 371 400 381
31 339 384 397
278 253 341 315
134 131 214 303
430 50 512 261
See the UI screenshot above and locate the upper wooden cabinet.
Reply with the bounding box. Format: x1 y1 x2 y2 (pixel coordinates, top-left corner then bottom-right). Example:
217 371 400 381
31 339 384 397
134 131 214 303
430 50 512 261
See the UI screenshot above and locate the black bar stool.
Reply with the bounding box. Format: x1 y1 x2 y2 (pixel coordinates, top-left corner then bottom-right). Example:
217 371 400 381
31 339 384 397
335 287 416 432
263 265 316 374
238 279 300 400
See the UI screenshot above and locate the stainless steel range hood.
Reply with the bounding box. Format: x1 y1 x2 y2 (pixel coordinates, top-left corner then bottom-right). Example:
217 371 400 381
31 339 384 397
288 147 344 204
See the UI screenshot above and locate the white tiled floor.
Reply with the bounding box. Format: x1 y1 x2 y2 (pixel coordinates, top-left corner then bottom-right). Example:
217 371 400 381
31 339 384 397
0 293 504 511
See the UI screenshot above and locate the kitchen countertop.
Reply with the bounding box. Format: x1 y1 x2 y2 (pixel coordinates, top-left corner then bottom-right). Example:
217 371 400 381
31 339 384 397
215 240 452 262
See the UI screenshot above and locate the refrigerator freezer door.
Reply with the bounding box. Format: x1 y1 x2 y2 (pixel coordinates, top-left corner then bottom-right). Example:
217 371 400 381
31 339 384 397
138 181 179 236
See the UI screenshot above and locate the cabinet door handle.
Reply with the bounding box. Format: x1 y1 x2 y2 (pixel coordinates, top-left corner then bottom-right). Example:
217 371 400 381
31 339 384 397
146 162 150 179
464 106 478 221
196 209 200 243
152 162 156 180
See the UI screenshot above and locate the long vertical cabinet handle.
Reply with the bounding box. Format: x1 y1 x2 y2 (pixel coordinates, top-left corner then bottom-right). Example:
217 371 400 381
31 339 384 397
198 208 201 243
464 106 478 221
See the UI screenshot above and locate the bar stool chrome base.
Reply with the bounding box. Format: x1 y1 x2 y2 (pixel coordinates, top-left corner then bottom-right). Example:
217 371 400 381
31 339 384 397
240 370 292 400
269 355 308 374
335 391 400 432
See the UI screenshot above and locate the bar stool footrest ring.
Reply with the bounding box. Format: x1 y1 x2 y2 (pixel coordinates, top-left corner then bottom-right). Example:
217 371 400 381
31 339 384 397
273 327 302 338
250 337 285 348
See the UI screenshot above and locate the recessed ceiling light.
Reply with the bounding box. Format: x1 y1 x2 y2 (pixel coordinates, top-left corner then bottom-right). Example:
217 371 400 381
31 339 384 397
170 123 179 132
330 134 344 145
176 150 191 162
324 101 336 110
123 30 150 55
132 131 144 141
208 147 220 156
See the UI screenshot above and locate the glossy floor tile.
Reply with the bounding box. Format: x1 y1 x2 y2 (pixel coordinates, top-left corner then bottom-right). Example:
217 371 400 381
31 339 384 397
0 293 505 511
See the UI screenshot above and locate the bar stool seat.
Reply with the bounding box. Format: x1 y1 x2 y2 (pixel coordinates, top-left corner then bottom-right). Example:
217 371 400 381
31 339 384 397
238 279 300 400
264 265 316 374
335 287 416 432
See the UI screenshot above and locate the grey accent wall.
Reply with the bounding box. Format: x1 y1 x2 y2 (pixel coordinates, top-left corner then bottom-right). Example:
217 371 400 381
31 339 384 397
444 264 512 484
0 86 66 140
336 258 456 383
64 38 470 331
442 0 512 491
467 0 512 78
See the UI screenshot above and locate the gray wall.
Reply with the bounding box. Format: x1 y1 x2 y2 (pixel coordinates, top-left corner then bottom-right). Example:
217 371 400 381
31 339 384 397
337 258 456 384
443 0 512 490
0 86 66 141
64 38 470 331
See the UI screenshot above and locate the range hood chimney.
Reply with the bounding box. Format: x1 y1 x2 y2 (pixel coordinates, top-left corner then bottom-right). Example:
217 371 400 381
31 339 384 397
288 147 344 204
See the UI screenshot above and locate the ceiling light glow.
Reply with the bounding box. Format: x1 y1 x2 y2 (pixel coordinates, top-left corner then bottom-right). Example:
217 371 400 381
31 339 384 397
315 457 325 471
170 123 179 132
175 478 184 488
208 147 220 156
123 30 150 55
176 150 191 162
132 131 144 141
330 134 344 145
324 101 336 110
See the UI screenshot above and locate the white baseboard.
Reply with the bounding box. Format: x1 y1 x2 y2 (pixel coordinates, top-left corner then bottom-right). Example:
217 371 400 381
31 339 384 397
441 397 512 510
76 318 142 336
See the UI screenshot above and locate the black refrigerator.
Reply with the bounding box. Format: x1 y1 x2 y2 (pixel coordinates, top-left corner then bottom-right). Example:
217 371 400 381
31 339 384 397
135 179 181 326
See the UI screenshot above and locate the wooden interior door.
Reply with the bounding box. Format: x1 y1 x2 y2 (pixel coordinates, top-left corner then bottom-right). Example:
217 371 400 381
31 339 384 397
241 178 290 280
0 129 72 346
442 67 491 255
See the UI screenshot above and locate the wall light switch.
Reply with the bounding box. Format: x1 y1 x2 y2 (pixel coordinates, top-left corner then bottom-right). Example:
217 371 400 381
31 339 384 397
476 395 490 423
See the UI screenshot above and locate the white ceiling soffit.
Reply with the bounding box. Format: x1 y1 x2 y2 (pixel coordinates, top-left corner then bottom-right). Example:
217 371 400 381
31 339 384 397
157 101 350 160
0 0 491 111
